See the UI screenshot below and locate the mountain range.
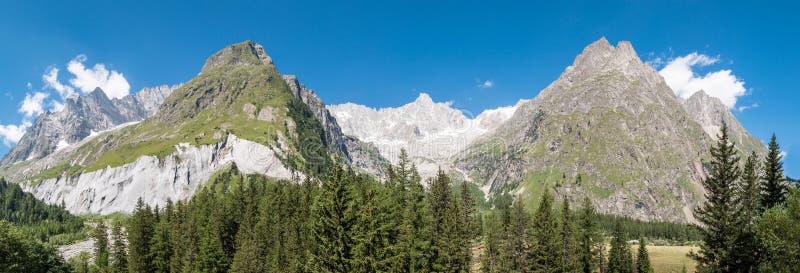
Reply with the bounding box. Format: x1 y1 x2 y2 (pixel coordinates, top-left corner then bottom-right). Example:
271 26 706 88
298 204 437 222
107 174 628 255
0 38 766 223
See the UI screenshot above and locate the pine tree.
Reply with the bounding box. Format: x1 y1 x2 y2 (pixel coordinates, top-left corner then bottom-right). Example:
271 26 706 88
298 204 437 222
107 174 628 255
559 198 579 273
607 224 632 273
350 177 396 272
429 169 468 272
578 197 600 273
127 198 155 273
110 221 127 273
92 221 109 270
762 133 787 209
396 166 433 273
635 238 652 273
149 208 172 273
731 152 762 271
531 190 560 272
195 219 228 273
309 167 355 273
230 179 265 273
691 121 741 272
481 211 504 273
502 197 531 272
460 180 478 241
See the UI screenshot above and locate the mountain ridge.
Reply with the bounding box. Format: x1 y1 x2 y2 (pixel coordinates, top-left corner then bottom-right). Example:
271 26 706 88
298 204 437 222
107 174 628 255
0 84 179 166
451 38 765 223
0 41 385 214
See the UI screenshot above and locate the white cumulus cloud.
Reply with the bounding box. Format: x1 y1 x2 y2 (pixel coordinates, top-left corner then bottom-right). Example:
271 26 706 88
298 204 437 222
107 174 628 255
43 67 76 98
19 92 49 118
0 123 28 146
479 80 494 89
658 53 747 108
66 55 131 99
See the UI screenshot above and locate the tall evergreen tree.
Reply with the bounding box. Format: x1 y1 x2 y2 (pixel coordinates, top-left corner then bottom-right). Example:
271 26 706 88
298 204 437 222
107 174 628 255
607 224 632 273
692 121 741 273
635 238 652 273
578 197 600 273
309 167 355 273
429 169 468 272
762 133 787 209
396 166 433 273
531 190 560 272
109 221 127 273
149 208 172 273
558 198 579 273
230 179 265 273
350 177 396 272
731 152 762 272
460 180 478 241
92 221 109 270
127 198 155 273
501 197 531 272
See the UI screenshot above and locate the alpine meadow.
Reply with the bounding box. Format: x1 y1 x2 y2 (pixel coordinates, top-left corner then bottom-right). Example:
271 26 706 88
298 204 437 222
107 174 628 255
1 2 798 273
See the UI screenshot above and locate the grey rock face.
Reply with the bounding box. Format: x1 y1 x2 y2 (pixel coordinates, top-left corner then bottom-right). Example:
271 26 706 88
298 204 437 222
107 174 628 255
0 85 178 166
680 90 766 156
201 40 273 73
282 75 389 176
455 38 725 223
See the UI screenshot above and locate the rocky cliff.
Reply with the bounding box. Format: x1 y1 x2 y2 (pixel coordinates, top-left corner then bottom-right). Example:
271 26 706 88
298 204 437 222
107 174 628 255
680 90 765 156
2 41 378 214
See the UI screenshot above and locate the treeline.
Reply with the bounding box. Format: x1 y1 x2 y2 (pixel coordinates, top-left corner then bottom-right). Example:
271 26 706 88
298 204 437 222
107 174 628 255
0 178 84 243
87 151 482 273
84 149 662 273
692 126 799 272
481 190 654 273
596 214 700 243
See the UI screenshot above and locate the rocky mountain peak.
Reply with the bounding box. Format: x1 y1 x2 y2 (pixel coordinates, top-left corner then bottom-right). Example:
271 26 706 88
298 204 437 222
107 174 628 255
566 38 646 82
201 40 273 72
681 89 765 155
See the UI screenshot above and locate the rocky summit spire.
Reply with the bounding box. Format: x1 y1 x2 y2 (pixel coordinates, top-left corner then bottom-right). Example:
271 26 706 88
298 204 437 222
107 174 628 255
565 37 645 82
201 40 273 73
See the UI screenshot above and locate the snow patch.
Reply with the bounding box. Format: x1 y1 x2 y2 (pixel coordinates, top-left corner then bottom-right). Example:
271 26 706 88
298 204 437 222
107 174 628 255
328 94 526 177
55 140 70 151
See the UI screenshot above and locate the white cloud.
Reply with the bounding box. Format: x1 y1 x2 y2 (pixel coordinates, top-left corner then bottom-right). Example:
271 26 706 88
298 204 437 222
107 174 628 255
479 80 494 89
780 151 788 159
736 102 759 112
0 123 27 146
659 53 747 108
67 55 130 99
43 67 76 98
51 101 65 112
19 92 49 117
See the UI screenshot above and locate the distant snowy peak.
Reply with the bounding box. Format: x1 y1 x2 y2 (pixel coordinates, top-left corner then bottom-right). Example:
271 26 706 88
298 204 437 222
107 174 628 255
328 93 524 176
0 84 180 166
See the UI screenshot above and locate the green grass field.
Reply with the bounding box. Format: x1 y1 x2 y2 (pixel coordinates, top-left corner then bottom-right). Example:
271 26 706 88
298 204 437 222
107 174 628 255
634 245 697 273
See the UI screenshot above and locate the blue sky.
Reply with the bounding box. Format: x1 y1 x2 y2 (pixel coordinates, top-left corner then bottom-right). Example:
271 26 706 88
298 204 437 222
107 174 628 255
0 0 798 175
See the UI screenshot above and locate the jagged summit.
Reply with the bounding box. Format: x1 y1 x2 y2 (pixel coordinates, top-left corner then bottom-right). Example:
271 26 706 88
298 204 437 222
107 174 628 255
681 89 765 155
456 38 720 223
0 85 177 166
201 40 273 72
566 38 643 80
